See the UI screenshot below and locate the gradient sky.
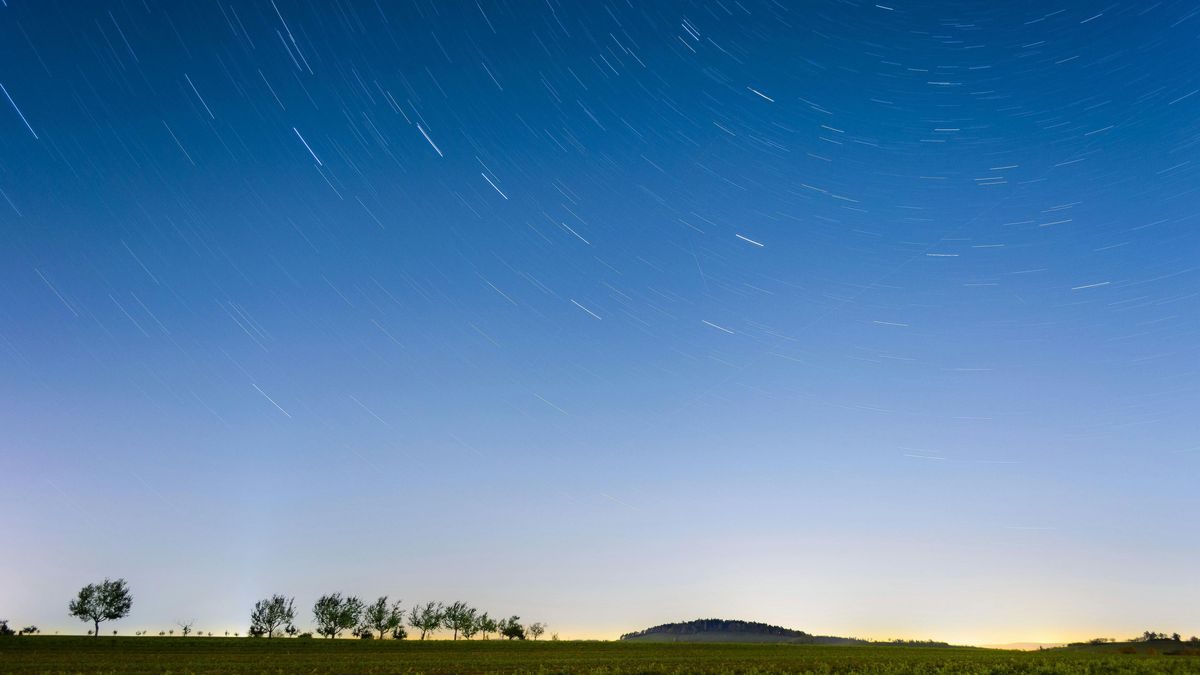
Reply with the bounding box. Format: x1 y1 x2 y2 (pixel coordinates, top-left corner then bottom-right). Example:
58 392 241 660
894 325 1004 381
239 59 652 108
1 0 1197 644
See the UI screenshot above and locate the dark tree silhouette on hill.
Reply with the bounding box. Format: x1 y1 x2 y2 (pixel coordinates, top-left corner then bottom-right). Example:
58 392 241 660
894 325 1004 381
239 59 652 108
362 596 404 640
312 594 364 639
477 612 498 640
68 578 132 638
442 601 476 640
499 615 526 640
407 602 443 640
249 595 296 638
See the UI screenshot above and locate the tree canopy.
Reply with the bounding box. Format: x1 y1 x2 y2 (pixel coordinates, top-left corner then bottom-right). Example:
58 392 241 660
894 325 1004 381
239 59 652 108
67 579 133 638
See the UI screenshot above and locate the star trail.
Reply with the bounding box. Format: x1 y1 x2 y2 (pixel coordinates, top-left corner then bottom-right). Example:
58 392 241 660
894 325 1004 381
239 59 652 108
1 0 1197 643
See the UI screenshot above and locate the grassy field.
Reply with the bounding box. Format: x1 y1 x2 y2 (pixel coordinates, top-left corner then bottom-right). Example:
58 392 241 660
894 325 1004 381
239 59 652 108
2 637 1198 674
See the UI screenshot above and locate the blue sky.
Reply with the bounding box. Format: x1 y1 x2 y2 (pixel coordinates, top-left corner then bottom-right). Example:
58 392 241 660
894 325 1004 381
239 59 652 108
1 0 1197 642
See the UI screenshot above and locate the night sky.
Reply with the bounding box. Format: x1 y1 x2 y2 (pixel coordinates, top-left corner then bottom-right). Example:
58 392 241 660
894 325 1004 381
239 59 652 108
2 0 1197 643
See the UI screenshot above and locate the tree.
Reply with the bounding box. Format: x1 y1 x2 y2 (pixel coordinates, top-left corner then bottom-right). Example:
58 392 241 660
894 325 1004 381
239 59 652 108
460 608 481 640
0 620 15 637
499 615 526 640
442 601 477 640
312 594 364 639
68 578 133 637
477 612 498 640
20 625 40 636
407 602 443 640
390 625 408 640
528 622 546 640
362 596 404 640
250 595 296 638
177 620 194 637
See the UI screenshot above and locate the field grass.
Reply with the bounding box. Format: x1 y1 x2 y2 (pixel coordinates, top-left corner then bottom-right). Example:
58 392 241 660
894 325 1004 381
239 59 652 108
2 637 1198 674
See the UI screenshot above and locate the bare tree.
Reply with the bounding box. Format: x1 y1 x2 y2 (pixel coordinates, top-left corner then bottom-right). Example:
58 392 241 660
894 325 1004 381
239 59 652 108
250 595 296 638
68 578 133 638
362 596 404 639
176 620 194 637
528 622 546 640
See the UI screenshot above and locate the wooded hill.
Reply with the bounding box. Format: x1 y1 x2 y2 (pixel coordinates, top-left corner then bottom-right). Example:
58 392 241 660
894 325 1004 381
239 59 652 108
620 619 951 647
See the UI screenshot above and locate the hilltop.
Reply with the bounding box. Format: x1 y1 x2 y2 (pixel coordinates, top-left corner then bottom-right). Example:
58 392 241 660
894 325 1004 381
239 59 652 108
620 619 951 647
1056 637 1200 656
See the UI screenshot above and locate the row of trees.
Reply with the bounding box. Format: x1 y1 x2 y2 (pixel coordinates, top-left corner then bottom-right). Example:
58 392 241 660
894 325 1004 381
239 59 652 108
1134 631 1198 643
251 594 545 641
0 621 39 636
53 578 548 641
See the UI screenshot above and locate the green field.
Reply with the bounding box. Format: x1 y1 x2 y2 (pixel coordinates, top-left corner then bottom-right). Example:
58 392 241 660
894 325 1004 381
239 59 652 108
3 637 1199 674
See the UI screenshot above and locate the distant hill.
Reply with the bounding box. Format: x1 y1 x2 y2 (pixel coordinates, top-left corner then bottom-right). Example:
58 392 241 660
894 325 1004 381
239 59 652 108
619 619 951 647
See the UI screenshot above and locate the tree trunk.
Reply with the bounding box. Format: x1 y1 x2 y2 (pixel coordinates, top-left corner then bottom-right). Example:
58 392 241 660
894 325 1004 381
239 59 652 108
94 619 100 637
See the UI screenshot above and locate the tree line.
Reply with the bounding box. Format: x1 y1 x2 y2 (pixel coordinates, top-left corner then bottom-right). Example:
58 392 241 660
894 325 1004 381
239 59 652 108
1 578 550 640
253 594 546 641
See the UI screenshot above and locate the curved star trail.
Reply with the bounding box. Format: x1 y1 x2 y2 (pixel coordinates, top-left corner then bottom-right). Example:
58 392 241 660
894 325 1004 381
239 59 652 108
0 0 1196 643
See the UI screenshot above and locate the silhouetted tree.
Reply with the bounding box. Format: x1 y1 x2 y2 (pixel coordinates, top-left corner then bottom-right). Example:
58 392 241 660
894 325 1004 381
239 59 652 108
460 609 481 640
0 620 15 637
250 595 296 638
390 625 408 640
362 596 404 640
477 613 498 640
19 625 39 636
528 622 546 640
177 620 194 637
499 616 526 640
312 594 364 639
407 602 443 640
68 578 132 637
442 601 477 640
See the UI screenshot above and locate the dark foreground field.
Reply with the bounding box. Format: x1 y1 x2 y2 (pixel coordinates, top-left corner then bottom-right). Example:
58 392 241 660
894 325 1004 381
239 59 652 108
2 637 1198 674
